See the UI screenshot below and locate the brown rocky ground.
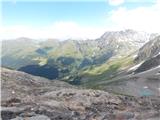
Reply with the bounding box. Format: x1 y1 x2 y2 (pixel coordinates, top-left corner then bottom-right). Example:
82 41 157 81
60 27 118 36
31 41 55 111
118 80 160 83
1 68 160 120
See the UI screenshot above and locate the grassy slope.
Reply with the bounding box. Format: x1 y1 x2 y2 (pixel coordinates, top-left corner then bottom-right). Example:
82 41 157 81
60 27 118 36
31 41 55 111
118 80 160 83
48 41 82 58
78 55 134 88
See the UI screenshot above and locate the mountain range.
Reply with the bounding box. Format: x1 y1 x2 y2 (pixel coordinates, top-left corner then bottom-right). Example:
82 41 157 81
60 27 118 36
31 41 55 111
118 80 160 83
1 29 160 96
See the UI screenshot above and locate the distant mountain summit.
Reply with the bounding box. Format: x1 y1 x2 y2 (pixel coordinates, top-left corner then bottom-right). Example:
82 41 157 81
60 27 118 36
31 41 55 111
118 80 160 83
97 29 154 54
99 29 151 45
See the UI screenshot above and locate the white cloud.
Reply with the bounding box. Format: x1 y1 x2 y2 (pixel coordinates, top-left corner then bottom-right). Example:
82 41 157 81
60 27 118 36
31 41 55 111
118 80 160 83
1 25 44 39
49 21 106 39
0 21 106 40
108 0 124 6
1 0 160 40
106 0 160 33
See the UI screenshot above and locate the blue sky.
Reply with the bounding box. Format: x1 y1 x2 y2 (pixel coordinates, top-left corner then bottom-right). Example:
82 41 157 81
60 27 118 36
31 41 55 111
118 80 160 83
2 2 111 27
2 1 155 27
1 0 160 39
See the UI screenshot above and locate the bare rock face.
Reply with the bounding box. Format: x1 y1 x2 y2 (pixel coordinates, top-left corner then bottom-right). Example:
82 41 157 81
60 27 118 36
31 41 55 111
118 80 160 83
135 35 160 63
1 68 160 120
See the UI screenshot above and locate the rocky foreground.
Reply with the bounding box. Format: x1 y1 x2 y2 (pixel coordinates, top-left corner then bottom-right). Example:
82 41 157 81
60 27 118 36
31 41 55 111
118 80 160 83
1 68 160 120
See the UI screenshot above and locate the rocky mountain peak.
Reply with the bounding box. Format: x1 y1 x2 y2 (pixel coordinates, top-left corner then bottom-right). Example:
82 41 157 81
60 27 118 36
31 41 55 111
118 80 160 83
100 29 150 43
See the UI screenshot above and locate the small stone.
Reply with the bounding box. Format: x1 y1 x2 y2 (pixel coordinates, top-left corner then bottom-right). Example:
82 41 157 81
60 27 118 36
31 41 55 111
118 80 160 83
12 91 15 94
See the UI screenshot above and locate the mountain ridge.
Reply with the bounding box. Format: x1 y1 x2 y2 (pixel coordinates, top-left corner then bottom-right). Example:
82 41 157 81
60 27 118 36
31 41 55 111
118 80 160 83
1 30 160 91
